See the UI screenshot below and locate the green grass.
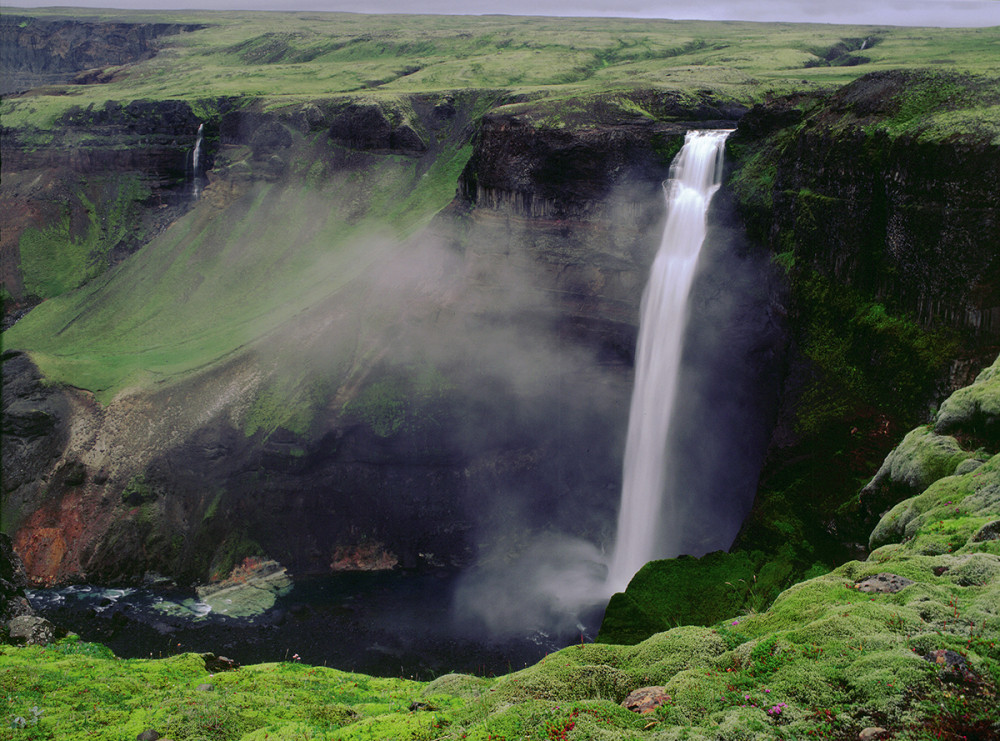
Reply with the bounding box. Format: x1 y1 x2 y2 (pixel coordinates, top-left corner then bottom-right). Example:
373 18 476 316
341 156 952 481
2 8 999 129
0 642 462 740
15 176 153 300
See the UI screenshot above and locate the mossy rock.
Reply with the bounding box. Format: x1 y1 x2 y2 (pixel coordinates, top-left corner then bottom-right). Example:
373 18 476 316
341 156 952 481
421 672 488 699
621 625 729 685
869 454 1000 549
863 426 973 497
935 354 1000 446
597 551 797 645
488 658 634 705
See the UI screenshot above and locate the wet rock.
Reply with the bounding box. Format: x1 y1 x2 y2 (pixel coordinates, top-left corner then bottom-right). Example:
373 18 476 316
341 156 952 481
855 573 914 593
621 686 671 714
858 728 889 740
136 730 160 741
0 533 34 623
7 615 57 646
923 648 979 683
195 559 292 617
203 653 240 672
971 519 1000 542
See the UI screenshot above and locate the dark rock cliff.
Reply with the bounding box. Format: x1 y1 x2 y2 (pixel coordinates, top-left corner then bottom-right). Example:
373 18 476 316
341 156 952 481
728 70 1000 565
733 72 1000 337
0 15 204 95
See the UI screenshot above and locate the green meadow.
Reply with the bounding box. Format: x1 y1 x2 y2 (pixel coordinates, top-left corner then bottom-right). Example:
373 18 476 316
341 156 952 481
3 8 1000 128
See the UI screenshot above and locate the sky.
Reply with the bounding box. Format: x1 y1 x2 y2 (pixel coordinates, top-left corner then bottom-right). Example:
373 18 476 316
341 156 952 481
3 0 999 27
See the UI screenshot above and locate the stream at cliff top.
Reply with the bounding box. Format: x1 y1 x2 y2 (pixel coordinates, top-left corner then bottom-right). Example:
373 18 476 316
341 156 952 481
27 571 603 679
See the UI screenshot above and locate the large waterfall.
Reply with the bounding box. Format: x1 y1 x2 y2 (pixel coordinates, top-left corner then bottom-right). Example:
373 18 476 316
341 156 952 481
606 129 732 592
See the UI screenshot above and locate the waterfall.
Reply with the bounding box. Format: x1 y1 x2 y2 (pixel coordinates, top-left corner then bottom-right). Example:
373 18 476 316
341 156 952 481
605 129 732 593
191 123 205 198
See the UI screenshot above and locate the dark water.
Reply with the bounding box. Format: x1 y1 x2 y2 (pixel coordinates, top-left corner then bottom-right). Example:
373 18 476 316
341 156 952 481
28 570 604 680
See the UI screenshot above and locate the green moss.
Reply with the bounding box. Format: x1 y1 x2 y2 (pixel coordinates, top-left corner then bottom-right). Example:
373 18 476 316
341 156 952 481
342 366 453 439
934 354 1000 447
866 427 974 497
18 214 89 299
599 548 815 646
870 454 1000 549
120 473 158 505
17 176 152 300
793 272 955 437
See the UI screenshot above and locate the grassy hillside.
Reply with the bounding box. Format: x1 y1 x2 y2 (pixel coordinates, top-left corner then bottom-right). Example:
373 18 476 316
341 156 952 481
3 141 473 407
2 8 999 129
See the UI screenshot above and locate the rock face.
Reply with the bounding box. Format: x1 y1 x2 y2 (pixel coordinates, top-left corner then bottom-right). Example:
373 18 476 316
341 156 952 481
729 70 1000 566
0 15 204 94
732 71 1000 337
3 64 994 594
7 615 57 645
1 351 70 498
0 97 210 306
1 532 34 623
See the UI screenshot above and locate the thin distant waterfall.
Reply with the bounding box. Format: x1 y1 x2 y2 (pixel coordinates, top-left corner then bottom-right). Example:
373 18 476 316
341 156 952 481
191 123 205 198
606 129 732 592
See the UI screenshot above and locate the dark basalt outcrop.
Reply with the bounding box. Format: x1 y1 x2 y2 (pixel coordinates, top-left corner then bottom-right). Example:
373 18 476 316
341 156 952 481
727 70 1000 572
0 15 204 95
732 71 1000 338
1 351 70 500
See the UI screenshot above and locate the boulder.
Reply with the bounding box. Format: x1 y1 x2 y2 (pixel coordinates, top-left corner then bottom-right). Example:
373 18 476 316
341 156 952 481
7 615 57 645
621 686 671 714
971 520 1000 543
854 573 914 594
203 653 239 672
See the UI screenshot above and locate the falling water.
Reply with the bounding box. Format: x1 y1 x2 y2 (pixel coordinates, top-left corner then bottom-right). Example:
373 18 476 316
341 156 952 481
191 123 205 198
605 129 732 592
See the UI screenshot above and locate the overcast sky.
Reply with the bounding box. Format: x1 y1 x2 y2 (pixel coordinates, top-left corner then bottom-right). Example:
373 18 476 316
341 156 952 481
3 0 999 27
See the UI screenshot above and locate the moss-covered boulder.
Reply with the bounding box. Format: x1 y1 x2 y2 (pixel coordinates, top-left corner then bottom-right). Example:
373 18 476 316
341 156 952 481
935 354 1000 448
597 549 817 645
863 426 974 498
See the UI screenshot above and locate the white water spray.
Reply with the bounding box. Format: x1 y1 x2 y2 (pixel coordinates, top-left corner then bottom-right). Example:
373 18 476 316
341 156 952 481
191 123 205 198
605 129 732 593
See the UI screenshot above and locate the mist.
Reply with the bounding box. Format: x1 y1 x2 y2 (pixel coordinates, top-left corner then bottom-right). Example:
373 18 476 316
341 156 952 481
289 157 789 640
